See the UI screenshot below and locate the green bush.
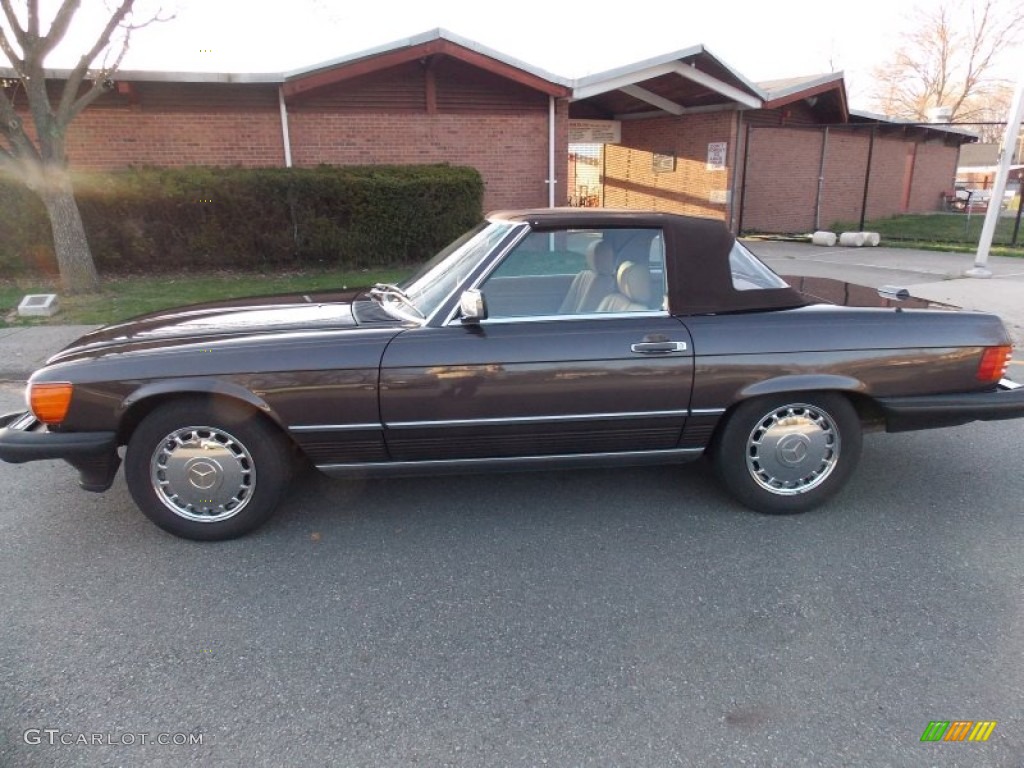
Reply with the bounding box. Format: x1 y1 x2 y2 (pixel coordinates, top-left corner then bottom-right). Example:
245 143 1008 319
0 164 484 275
0 181 52 277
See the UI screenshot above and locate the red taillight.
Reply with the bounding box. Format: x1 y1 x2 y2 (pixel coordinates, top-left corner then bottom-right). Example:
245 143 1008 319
977 345 1012 383
28 382 73 424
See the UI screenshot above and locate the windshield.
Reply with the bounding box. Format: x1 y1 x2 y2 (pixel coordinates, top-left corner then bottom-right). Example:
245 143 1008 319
382 221 517 320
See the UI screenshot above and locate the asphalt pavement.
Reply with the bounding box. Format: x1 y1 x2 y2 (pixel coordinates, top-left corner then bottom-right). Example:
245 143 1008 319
2 242 1024 766
1 240 1022 380
1 381 1023 767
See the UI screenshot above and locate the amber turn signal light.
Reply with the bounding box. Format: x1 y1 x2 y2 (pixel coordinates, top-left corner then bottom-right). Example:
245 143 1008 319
976 345 1012 383
28 382 74 424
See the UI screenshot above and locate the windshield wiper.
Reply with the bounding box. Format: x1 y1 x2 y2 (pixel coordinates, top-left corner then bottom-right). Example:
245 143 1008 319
372 282 411 299
369 283 425 320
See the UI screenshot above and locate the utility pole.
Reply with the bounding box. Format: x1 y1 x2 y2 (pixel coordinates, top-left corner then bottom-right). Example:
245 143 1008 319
967 77 1024 277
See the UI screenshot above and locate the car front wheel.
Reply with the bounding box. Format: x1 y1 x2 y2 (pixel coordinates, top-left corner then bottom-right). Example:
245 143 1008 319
713 393 862 514
125 399 292 540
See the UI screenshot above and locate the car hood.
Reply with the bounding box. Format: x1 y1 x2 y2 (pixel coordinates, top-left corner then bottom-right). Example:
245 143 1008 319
47 289 396 365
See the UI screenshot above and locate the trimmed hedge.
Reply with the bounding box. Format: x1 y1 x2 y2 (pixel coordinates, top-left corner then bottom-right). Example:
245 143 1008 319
0 164 484 275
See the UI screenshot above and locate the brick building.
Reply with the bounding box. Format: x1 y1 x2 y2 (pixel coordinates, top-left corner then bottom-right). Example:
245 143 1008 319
567 63 972 233
3 29 973 233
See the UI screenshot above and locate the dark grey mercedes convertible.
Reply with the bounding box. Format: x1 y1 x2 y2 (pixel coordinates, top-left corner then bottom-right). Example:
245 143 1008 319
2 209 1023 540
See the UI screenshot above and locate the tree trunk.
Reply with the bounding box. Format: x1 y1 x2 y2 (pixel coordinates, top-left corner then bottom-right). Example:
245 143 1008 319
36 175 100 295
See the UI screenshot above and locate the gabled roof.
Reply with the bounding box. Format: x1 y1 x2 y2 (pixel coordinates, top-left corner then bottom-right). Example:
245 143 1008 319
759 72 843 105
757 72 848 121
281 28 572 99
570 45 764 119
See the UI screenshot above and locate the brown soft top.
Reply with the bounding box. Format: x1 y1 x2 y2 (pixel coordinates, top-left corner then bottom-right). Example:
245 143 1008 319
489 208 809 315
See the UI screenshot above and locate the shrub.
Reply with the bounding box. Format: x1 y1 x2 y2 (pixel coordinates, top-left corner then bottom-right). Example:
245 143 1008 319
0 180 52 277
0 164 484 275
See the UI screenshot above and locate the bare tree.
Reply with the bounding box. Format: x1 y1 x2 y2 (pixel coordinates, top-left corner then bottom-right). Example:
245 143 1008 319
0 1 169 294
871 0 1024 125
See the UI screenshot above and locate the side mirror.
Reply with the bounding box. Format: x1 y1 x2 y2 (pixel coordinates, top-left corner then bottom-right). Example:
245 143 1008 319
459 289 488 324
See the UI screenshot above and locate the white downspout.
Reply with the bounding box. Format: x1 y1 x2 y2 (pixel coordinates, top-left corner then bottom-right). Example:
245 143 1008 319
278 86 293 168
548 96 556 207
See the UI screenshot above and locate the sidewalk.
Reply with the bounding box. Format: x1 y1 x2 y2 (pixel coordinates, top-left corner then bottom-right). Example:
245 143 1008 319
0 241 1022 379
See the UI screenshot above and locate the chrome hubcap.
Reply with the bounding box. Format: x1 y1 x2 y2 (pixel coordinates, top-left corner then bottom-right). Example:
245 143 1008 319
150 426 255 522
746 404 840 495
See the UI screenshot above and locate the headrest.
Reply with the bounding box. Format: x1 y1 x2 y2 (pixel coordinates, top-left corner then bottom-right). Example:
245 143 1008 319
586 240 616 276
616 261 652 305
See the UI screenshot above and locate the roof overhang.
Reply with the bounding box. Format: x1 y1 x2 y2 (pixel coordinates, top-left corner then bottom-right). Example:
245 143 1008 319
849 109 979 143
0 67 283 84
570 46 763 119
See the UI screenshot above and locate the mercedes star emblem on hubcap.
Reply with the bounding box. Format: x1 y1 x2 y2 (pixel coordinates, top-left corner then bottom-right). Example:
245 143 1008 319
777 433 811 466
186 460 219 490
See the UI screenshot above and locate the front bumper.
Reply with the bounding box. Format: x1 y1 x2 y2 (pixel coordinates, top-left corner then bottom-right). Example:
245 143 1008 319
877 378 1024 432
0 411 121 491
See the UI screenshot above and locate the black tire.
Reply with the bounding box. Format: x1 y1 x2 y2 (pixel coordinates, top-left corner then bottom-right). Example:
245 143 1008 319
125 398 292 540
712 393 862 514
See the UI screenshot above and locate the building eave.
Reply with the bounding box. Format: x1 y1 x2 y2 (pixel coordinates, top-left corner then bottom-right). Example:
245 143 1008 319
282 28 571 99
0 67 283 84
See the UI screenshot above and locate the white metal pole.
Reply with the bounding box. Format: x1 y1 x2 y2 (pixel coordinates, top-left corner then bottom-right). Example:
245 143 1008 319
967 77 1024 277
548 96 556 207
278 87 293 168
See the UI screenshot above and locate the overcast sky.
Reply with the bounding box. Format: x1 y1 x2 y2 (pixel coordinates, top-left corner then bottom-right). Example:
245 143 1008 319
17 0 1024 109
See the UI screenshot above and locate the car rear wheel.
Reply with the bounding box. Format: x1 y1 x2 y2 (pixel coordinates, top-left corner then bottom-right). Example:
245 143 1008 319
125 399 292 540
713 393 862 514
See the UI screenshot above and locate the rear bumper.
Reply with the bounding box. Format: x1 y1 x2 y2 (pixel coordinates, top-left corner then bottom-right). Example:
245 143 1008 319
0 411 121 491
877 379 1024 432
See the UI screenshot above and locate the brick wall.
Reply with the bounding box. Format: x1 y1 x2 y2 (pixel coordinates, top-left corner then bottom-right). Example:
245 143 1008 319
289 111 552 210
741 124 962 233
862 137 907 222
602 112 735 219
742 127 824 232
12 82 286 169
288 61 558 210
907 141 958 212
818 131 871 228
12 61 563 212
64 107 285 169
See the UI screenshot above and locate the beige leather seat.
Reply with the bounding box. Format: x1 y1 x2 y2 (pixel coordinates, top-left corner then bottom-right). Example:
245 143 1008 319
596 261 652 312
558 240 617 313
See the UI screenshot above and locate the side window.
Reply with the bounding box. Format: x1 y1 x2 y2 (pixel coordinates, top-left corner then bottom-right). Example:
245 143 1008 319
479 227 667 318
485 231 588 279
729 241 790 290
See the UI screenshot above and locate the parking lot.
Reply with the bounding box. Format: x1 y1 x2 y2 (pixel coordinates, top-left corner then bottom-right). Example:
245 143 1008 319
1 381 1022 766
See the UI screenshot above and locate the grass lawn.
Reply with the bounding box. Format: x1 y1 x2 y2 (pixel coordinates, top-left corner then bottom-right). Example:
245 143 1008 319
829 213 1024 258
0 268 411 327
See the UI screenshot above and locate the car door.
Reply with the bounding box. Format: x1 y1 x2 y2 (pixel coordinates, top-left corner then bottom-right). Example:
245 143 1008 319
378 226 694 462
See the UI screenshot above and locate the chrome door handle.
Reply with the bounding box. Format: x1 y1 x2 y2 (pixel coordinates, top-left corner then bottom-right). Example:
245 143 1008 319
630 341 687 354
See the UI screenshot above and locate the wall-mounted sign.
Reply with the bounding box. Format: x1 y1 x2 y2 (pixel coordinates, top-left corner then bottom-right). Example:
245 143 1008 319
569 119 622 144
707 142 728 171
652 153 676 173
